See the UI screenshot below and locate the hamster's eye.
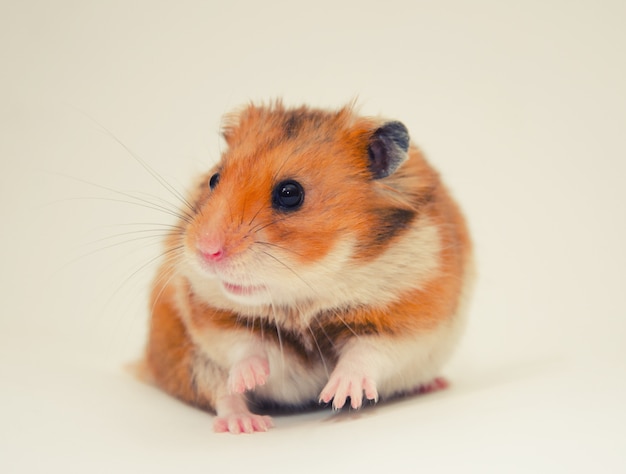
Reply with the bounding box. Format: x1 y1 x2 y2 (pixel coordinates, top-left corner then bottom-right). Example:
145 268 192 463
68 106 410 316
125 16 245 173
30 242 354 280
272 180 304 211
209 173 220 190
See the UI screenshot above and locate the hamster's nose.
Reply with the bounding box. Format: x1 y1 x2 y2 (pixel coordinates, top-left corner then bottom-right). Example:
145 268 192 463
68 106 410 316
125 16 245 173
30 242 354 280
200 248 224 262
197 234 225 262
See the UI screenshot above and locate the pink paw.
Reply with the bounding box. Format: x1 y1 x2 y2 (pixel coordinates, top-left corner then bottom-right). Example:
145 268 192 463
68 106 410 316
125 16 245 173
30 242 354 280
319 371 378 410
227 355 269 394
413 376 449 395
213 413 274 434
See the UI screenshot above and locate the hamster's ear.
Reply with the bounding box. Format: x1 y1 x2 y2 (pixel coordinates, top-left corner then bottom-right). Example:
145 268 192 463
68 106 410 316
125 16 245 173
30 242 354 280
221 123 238 146
367 121 410 179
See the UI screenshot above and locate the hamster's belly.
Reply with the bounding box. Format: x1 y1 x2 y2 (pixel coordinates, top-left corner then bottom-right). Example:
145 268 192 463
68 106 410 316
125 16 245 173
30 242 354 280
251 352 329 407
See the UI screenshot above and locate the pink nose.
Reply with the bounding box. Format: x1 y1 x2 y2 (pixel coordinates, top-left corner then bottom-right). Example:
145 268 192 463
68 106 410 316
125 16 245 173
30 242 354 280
197 235 225 262
200 248 224 262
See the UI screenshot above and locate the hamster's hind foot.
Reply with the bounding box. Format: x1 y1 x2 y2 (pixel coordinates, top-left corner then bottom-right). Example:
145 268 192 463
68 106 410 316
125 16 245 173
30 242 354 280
214 393 274 434
213 413 274 434
412 376 449 395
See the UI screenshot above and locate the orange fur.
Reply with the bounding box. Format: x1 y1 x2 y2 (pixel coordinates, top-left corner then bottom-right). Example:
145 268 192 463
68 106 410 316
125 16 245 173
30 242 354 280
146 273 215 410
143 101 473 432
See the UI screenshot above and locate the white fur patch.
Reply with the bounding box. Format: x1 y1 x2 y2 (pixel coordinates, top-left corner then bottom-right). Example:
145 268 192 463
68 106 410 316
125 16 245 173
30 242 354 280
178 216 442 329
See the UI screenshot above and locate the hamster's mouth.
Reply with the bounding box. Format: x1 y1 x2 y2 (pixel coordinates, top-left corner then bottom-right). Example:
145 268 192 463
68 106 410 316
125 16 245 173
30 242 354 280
221 282 267 297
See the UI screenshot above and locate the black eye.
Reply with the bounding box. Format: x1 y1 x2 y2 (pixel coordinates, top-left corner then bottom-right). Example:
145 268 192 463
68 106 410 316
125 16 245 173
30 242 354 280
272 180 304 211
209 173 220 190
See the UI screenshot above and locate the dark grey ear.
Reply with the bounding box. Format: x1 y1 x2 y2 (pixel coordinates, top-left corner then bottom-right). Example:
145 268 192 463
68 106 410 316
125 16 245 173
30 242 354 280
367 121 410 179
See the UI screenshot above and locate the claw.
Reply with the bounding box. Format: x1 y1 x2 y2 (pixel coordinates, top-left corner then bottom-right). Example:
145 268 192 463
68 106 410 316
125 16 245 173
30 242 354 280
320 371 378 410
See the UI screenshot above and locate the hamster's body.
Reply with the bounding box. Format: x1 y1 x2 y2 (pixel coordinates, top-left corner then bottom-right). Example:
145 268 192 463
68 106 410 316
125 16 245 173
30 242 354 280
145 102 473 433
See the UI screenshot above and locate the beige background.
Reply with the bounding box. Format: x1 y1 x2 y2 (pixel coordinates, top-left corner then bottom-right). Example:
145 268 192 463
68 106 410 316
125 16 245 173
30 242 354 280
1 1 625 472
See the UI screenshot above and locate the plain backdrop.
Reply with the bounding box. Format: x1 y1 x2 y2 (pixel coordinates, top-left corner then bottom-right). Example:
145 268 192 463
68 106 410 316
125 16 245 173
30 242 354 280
1 1 625 473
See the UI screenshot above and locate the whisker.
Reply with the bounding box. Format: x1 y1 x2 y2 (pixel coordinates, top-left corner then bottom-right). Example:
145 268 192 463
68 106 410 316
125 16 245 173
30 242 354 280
97 222 185 231
334 312 360 339
53 172 193 220
89 241 184 340
271 147 298 184
250 243 359 353
240 195 247 227
269 302 286 380
131 190 196 222
259 313 265 341
104 245 185 313
314 321 336 349
79 113 198 215
253 240 338 274
249 215 291 235
247 204 265 228
81 227 182 248
77 233 172 260
52 187 192 224
226 199 236 228
252 248 320 298
148 252 186 318
53 232 173 280
306 324 330 378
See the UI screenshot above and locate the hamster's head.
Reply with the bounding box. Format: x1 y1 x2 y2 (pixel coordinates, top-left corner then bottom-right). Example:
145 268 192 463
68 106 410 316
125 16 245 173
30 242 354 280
177 102 423 309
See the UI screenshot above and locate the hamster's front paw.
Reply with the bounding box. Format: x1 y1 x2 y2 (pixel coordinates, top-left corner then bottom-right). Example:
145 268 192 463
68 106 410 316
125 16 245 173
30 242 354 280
227 355 270 394
319 369 379 410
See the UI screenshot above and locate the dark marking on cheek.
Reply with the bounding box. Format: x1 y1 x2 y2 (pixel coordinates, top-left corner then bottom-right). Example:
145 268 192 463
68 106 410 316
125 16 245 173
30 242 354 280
372 207 417 246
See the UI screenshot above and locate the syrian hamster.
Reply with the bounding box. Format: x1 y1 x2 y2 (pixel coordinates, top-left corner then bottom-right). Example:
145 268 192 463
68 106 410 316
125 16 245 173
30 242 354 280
143 101 473 434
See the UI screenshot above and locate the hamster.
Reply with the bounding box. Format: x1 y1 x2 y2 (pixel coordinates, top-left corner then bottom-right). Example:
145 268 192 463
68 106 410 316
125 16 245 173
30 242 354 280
144 101 473 434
